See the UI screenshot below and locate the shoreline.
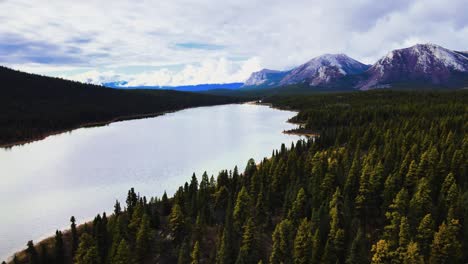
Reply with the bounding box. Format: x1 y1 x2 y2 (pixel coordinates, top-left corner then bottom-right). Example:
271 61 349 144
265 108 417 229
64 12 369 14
249 101 318 138
3 100 313 262
0 101 250 149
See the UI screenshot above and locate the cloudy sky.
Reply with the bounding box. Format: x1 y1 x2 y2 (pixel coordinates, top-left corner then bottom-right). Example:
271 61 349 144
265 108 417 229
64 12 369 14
1 0 467 86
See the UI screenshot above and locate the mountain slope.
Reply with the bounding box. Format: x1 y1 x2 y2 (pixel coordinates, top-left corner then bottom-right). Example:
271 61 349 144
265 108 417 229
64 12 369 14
356 44 468 90
242 69 289 88
279 54 370 86
0 66 242 146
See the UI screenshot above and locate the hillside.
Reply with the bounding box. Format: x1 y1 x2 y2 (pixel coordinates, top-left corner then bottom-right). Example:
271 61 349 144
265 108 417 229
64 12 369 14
0 66 243 146
8 90 467 264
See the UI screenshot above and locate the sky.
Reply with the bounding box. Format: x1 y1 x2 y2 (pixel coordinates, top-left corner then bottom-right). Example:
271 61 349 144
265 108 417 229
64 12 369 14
1 0 467 86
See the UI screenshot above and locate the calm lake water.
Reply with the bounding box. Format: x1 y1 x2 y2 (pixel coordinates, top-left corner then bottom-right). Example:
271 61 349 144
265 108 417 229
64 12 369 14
0 103 300 261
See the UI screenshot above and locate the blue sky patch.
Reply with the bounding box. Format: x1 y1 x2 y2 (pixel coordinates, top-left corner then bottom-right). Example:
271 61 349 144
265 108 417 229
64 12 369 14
174 42 224 50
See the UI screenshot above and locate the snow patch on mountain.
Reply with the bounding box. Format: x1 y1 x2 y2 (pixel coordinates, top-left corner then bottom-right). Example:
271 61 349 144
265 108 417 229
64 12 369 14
279 54 370 86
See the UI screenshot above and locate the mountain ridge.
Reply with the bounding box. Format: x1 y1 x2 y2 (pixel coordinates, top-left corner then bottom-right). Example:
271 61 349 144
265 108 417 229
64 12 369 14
243 43 468 90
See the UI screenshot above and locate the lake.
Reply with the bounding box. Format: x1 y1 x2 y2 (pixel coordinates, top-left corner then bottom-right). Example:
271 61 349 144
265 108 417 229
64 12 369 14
0 103 300 260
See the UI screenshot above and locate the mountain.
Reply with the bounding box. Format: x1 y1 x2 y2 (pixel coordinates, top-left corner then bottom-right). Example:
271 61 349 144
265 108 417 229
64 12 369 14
279 54 370 86
242 69 289 88
242 44 468 91
103 82 244 92
356 43 468 90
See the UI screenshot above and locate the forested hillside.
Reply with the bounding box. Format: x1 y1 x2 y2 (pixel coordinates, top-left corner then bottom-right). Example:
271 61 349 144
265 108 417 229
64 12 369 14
0 66 242 146
7 90 467 264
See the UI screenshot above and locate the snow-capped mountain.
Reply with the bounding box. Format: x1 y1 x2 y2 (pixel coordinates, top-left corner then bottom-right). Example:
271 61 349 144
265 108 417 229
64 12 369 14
356 44 468 90
279 54 370 86
242 43 467 91
242 69 289 88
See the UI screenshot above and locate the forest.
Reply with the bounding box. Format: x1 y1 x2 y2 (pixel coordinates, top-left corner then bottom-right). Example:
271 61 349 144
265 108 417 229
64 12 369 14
5 90 467 264
0 66 242 146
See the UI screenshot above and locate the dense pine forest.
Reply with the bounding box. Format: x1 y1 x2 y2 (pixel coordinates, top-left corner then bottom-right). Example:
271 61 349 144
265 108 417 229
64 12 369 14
0 66 242 146
5 90 467 264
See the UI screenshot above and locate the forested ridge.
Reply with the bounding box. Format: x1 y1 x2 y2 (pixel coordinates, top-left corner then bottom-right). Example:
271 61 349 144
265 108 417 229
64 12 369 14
6 90 467 264
0 66 243 146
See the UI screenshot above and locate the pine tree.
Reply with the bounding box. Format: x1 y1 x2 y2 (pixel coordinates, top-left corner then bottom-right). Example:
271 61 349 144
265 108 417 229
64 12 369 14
288 188 307 222
169 203 186 243
405 160 418 193
135 214 152 262
112 239 134 264
323 188 345 263
191 241 201 264
293 219 312 264
371 240 392 264
161 191 171 216
54 230 65 264
403 242 424 264
39 243 49 264
216 200 234 264
397 217 410 261
114 200 121 216
233 186 251 232
236 218 258 264
74 233 100 264
71 216 79 257
416 213 434 257
346 228 367 264
409 177 432 227
26 240 39 264
429 219 462 264
269 219 293 264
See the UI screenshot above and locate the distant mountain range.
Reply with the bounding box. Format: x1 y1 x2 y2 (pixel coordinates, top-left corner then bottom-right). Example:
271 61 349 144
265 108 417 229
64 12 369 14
103 82 243 92
242 44 468 90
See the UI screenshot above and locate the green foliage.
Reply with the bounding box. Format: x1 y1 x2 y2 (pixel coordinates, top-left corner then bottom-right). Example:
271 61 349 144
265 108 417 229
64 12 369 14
429 219 462 264
191 241 201 264
17 90 468 264
74 233 100 264
293 219 312 264
233 186 251 232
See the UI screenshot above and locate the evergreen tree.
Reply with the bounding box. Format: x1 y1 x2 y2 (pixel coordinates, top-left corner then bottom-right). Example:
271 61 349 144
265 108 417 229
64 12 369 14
287 188 307 222
293 219 312 264
429 219 462 264
269 219 293 264
416 213 434 257
236 218 258 264
135 214 152 262
397 217 410 261
112 239 134 264
216 200 234 264
169 203 186 243
74 233 100 264
371 240 392 264
54 230 65 264
71 216 79 257
403 242 424 264
39 243 49 264
346 228 367 264
233 186 251 232
114 200 121 216
191 241 201 264
26 241 39 264
409 177 432 227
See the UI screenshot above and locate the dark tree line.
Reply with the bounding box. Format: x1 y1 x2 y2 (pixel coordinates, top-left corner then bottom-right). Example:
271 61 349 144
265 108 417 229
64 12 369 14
6 90 467 264
0 66 243 146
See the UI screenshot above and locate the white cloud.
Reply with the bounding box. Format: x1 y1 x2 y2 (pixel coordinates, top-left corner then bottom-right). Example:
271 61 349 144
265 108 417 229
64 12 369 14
0 0 467 84
64 57 262 86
